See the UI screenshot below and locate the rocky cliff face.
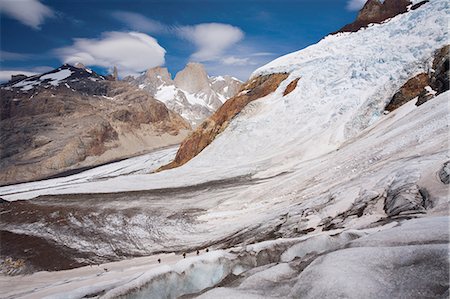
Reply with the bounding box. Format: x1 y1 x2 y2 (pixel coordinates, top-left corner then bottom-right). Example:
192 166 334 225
127 63 242 127
174 63 212 94
385 45 449 111
0 64 190 185
336 0 427 33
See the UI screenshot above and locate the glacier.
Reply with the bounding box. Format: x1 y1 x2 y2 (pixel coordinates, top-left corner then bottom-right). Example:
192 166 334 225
0 0 448 298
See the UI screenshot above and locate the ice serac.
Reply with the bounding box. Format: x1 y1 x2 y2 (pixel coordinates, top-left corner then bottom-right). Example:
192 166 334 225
127 63 242 127
158 73 289 171
0 64 190 185
385 45 449 111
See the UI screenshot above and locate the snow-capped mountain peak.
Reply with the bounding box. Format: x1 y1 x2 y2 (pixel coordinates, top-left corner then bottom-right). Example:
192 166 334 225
2 64 106 92
128 62 242 127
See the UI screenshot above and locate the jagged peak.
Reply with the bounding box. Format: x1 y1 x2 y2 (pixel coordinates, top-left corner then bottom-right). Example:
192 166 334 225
145 66 172 83
174 62 210 94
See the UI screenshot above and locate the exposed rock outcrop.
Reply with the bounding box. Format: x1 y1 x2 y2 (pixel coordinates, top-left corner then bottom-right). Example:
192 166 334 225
384 184 427 216
439 161 450 185
384 45 449 111
283 78 300 96
158 73 289 171
0 65 190 185
385 73 429 111
429 45 449 94
10 74 28 83
336 0 413 33
174 63 212 94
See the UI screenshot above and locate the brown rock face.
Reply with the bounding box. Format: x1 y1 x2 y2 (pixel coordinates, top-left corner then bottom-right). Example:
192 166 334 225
385 45 449 111
336 0 413 34
283 78 300 96
430 45 449 94
385 73 429 111
173 63 211 94
158 73 289 171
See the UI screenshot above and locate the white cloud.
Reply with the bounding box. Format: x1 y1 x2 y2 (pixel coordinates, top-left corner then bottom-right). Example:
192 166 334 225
346 0 369 11
55 31 166 77
111 12 168 34
177 23 244 62
251 52 275 57
0 0 54 29
222 56 253 66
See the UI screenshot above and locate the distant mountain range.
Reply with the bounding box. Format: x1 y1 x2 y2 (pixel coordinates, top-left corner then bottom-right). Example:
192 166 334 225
0 62 241 185
126 63 242 126
0 64 190 185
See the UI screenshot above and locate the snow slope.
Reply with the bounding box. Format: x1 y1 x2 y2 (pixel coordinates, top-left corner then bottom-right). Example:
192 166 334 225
0 146 177 200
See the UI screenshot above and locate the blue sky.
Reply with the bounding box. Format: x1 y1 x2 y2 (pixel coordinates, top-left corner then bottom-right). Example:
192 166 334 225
0 0 366 81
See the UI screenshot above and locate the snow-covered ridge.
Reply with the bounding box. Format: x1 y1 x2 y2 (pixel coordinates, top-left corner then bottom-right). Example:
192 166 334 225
2 64 105 92
11 69 73 91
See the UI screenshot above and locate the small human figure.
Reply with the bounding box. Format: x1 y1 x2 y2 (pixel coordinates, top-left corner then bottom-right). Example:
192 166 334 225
157 258 161 263
196 250 200 255
183 253 186 258
205 248 209 253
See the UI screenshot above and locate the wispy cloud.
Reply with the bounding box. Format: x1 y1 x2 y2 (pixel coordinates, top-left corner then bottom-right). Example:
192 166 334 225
0 51 30 61
221 56 253 66
111 11 169 34
176 23 244 62
346 0 368 11
0 0 54 29
251 52 275 57
55 31 166 77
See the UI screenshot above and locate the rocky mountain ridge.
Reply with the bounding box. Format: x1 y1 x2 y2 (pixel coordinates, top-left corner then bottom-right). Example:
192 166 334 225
126 63 242 127
336 0 428 33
